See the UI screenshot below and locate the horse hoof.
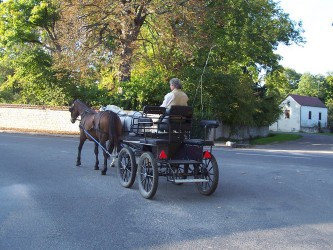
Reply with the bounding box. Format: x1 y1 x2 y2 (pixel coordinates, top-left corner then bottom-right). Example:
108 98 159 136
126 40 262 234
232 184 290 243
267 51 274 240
76 162 81 166
110 159 116 167
101 170 106 175
94 167 99 170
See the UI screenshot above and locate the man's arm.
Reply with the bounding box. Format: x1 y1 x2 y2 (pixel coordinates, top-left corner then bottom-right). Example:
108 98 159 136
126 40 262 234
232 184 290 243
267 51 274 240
160 92 174 107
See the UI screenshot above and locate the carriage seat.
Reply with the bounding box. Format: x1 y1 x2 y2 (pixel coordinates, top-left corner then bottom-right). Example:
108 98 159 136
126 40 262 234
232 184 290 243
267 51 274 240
137 117 154 127
184 120 219 146
142 106 166 116
139 138 169 145
158 105 193 132
125 106 165 135
199 120 220 129
184 139 215 146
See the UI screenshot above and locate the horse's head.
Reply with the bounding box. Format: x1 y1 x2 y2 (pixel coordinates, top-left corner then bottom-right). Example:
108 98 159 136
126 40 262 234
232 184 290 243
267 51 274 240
69 100 80 123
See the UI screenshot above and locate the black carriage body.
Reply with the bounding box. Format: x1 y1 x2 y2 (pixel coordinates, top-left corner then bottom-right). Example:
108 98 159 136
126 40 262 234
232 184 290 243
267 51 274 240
117 105 220 199
138 140 203 163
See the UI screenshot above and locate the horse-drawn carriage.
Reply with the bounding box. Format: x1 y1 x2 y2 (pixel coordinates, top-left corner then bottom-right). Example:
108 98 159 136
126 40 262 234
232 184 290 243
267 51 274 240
69 100 220 199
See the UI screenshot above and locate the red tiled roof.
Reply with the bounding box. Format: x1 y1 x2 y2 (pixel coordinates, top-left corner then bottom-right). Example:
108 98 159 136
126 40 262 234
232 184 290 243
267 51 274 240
289 94 326 108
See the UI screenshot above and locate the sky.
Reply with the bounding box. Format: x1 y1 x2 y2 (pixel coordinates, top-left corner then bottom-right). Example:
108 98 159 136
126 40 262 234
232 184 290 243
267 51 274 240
275 0 333 75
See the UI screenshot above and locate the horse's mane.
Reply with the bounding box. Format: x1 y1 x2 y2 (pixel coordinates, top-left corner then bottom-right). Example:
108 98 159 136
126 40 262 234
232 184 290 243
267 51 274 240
74 99 91 109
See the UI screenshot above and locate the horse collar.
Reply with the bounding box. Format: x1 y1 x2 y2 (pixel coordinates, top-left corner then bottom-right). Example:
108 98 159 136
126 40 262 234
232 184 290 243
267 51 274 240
80 109 91 118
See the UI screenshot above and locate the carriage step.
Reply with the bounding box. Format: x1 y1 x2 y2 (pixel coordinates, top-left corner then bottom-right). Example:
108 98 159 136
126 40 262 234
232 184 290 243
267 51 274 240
167 160 201 164
174 179 209 183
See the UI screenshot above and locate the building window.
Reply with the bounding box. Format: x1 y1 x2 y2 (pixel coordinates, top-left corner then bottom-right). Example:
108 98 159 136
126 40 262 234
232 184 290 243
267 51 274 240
284 110 290 119
319 112 322 120
308 111 312 120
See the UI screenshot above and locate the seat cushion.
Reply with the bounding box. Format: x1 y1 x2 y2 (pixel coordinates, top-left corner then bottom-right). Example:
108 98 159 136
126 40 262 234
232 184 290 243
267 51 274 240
139 138 169 145
184 139 214 146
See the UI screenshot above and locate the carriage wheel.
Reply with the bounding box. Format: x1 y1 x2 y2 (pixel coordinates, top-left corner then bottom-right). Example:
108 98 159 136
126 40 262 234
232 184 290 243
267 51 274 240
137 152 158 199
117 147 137 188
195 154 219 196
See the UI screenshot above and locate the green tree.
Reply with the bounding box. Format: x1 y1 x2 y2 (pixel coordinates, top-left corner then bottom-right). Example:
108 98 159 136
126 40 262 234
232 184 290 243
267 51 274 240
0 0 304 130
0 0 72 105
0 44 71 105
325 73 333 130
57 0 205 82
0 0 61 53
177 0 303 126
294 73 326 101
265 67 302 100
324 73 333 101
285 68 302 89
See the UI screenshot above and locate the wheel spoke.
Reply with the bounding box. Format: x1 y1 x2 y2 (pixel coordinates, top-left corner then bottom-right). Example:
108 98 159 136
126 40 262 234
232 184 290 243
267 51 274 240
137 152 158 199
195 154 219 196
117 147 137 188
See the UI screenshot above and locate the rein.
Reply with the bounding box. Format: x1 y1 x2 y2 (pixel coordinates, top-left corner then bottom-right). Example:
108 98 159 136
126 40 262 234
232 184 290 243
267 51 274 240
80 109 93 118
74 109 94 122
79 110 109 135
71 101 109 136
79 124 115 158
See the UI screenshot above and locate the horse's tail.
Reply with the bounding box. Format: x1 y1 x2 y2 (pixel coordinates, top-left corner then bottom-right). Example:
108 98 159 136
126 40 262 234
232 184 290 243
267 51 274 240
108 111 122 153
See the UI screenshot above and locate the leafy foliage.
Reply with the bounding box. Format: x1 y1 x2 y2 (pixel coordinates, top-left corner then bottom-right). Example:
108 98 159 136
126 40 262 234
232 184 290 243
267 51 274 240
0 0 309 129
294 73 326 101
265 67 301 100
0 44 68 105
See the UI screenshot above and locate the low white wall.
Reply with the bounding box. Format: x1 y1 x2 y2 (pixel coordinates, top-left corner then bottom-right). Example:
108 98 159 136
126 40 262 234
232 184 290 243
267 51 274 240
214 124 269 140
0 104 269 140
0 105 80 134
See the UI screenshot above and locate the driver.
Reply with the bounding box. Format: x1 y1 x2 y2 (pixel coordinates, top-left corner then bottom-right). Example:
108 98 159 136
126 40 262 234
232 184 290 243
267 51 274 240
160 78 188 108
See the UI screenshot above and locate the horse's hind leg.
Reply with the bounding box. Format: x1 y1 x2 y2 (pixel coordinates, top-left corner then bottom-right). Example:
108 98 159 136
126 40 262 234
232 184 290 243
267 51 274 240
107 140 116 168
101 141 109 175
94 142 99 170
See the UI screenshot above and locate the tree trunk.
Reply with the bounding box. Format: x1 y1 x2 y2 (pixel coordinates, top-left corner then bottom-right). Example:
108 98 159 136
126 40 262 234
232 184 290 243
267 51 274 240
119 40 134 82
117 3 147 82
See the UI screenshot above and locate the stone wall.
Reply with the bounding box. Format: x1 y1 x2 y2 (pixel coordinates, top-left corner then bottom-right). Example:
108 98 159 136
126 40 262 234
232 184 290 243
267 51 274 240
213 124 269 140
0 104 80 134
0 104 269 140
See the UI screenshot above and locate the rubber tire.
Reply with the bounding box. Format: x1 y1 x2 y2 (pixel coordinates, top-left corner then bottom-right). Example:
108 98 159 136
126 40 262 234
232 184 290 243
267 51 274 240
137 152 158 199
117 147 137 188
195 154 219 195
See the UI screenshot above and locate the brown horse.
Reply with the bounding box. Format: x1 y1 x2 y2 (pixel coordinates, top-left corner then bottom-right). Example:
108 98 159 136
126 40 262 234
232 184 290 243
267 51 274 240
69 99 122 175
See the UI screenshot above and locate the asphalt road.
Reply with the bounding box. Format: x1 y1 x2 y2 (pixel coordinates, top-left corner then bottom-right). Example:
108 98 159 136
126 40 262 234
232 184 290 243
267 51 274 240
0 132 332 250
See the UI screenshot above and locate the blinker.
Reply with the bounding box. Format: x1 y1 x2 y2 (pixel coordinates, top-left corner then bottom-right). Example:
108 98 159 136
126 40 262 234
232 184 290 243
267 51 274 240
203 150 212 159
159 150 167 160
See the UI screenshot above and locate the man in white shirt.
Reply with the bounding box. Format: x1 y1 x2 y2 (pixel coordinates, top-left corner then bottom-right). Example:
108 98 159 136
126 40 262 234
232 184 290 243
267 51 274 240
160 78 188 108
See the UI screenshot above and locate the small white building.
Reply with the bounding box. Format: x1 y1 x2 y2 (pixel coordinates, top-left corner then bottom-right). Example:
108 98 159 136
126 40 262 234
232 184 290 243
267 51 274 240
269 94 328 132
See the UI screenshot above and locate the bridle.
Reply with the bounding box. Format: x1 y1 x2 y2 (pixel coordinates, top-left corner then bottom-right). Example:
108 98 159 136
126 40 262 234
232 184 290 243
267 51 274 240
70 102 92 122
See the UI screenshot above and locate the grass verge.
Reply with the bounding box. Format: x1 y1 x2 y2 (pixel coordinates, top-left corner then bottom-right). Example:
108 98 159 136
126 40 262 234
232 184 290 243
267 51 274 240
250 133 302 145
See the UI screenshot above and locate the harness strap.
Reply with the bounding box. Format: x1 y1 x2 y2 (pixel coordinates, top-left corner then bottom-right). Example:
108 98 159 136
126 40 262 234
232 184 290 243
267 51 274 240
79 124 114 158
95 111 109 136
80 109 92 118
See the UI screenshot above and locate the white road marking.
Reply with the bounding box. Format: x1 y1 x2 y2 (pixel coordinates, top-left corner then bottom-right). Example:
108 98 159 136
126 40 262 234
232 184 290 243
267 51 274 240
235 152 310 159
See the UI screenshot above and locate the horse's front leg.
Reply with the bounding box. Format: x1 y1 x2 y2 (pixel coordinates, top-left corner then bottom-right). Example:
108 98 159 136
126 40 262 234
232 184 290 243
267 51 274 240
94 142 99 170
76 138 85 166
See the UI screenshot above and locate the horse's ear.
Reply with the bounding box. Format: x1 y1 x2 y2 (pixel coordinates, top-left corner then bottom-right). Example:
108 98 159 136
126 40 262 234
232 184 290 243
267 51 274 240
67 99 74 106
69 99 77 112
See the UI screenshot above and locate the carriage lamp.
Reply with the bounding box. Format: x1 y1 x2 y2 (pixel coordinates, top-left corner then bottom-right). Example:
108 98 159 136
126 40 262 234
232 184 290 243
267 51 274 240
159 150 168 160
203 150 212 159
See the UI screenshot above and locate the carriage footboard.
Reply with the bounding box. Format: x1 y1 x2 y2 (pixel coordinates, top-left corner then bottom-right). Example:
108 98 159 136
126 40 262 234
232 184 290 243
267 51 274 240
159 159 210 184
